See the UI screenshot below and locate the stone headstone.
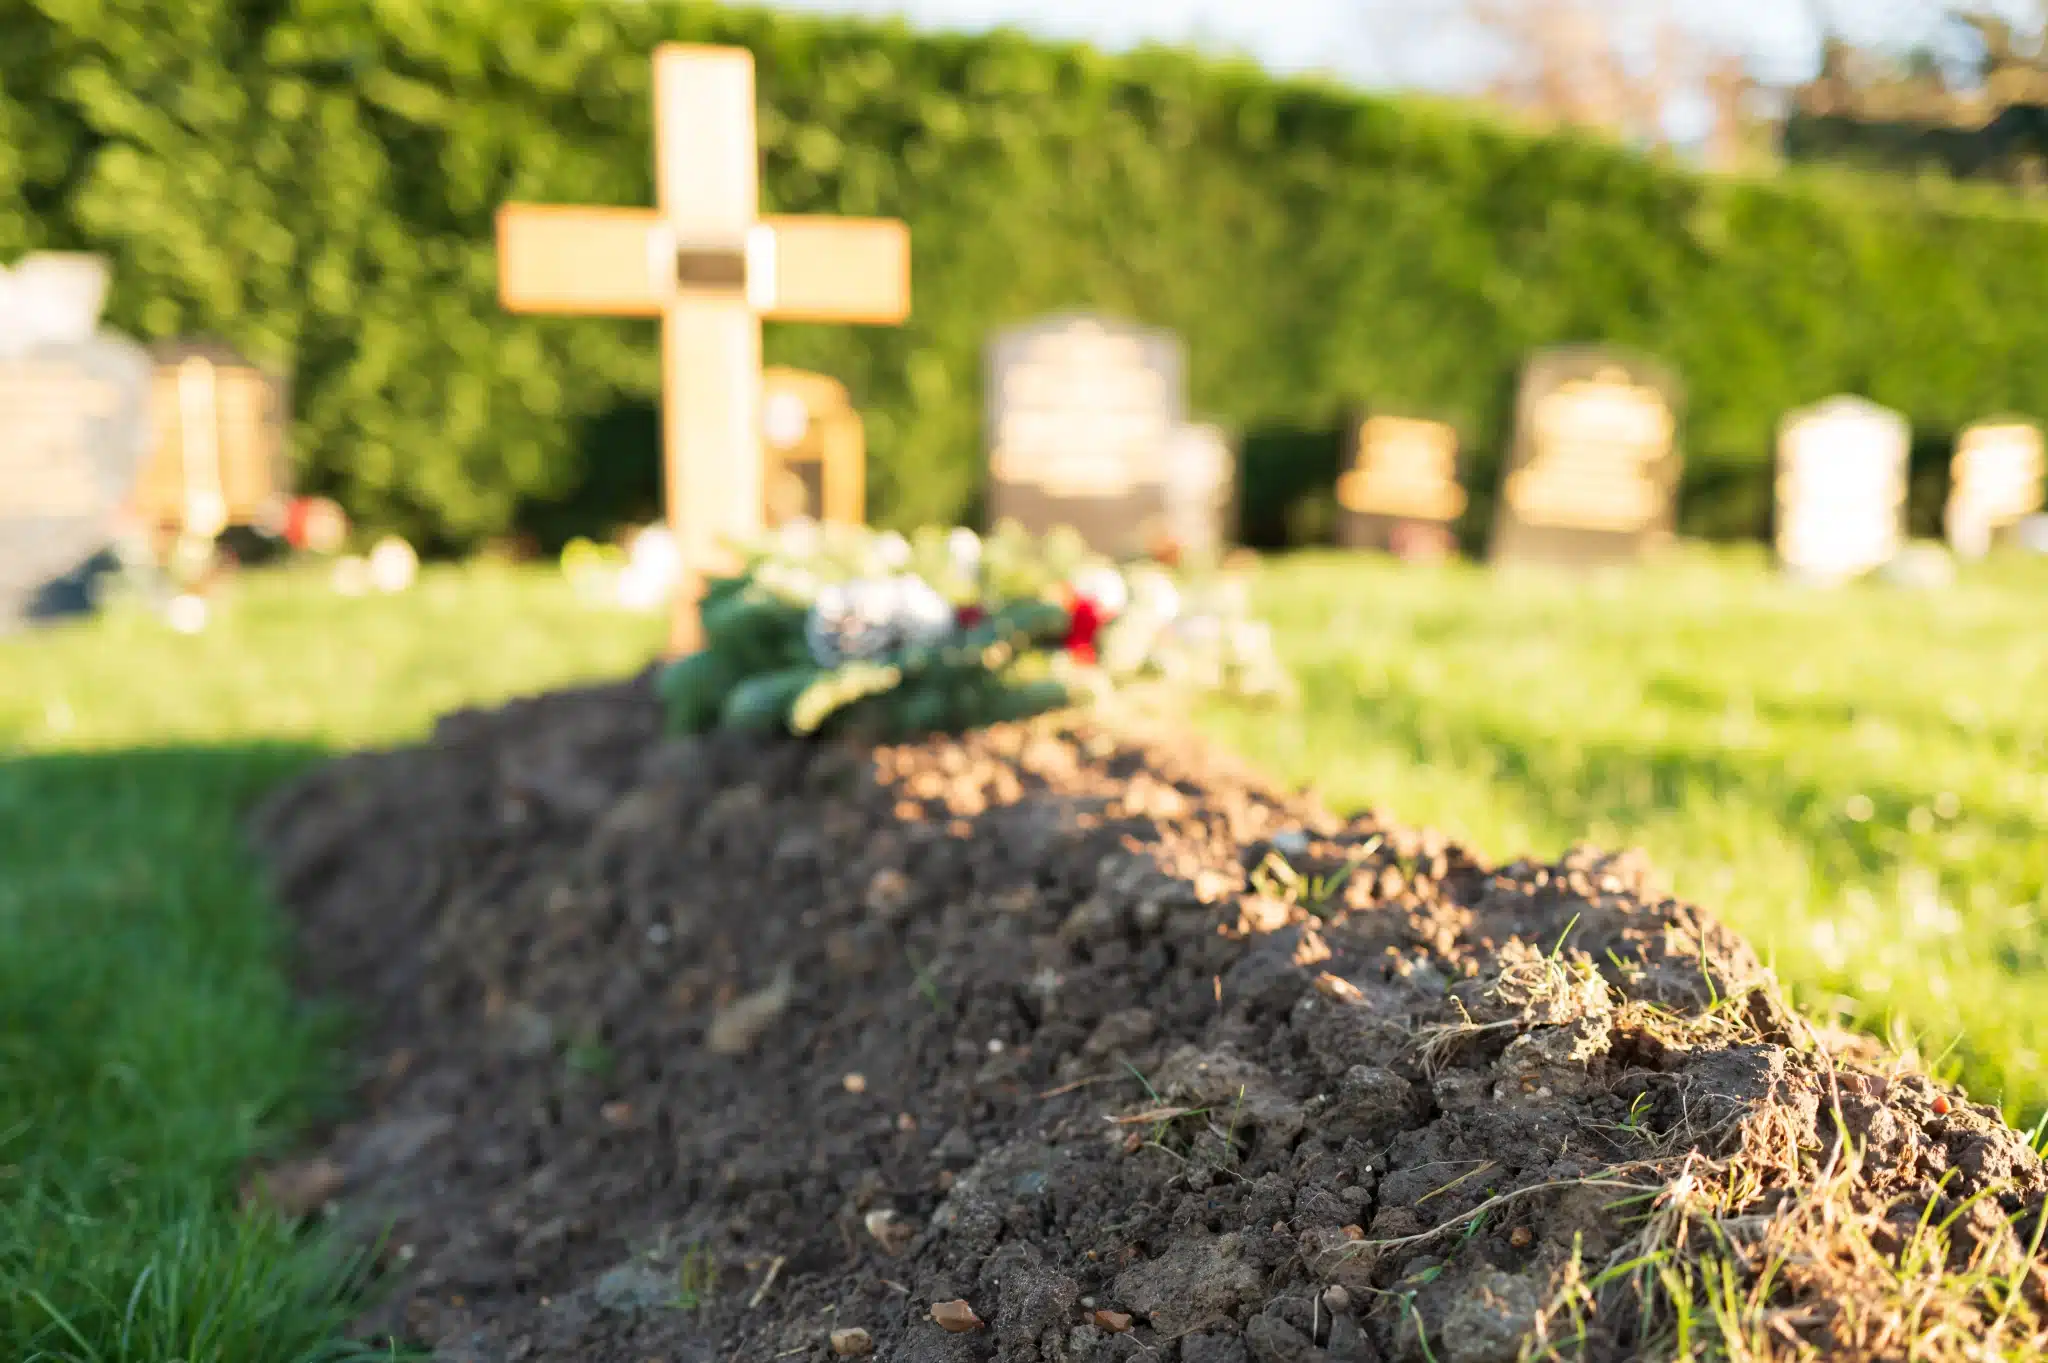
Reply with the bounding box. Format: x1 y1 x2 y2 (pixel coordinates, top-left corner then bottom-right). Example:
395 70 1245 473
985 313 1186 559
1337 415 1466 558
135 340 292 539
1775 396 1910 585
1488 348 1683 568
760 367 865 527
0 253 154 629
1945 420 2044 559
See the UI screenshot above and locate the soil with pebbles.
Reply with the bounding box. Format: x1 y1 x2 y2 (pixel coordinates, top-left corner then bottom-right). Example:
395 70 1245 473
249 672 2048 1363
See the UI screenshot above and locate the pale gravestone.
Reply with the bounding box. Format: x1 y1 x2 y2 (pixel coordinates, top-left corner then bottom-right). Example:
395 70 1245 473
761 367 864 528
1156 421 1237 564
0 254 154 629
1337 415 1466 559
1945 420 2044 559
1489 349 1684 567
985 313 1210 560
496 43 911 655
134 340 292 540
1775 396 1910 584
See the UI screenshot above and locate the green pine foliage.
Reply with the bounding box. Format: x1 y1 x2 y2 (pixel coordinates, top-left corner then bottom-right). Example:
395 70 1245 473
9 0 2048 547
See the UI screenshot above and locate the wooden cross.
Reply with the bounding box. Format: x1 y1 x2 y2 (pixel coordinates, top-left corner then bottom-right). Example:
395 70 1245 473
495 43 911 654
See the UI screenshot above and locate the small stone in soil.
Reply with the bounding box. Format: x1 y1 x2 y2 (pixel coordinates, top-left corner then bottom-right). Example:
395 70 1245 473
1322 1286 1352 1313
864 1209 915 1256
930 1299 983 1333
829 1327 874 1356
843 1072 867 1094
1510 1226 1534 1249
1094 1309 1133 1333
705 967 794 1055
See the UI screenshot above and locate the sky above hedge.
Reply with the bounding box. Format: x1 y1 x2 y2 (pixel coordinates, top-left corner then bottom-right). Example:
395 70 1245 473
773 0 2039 93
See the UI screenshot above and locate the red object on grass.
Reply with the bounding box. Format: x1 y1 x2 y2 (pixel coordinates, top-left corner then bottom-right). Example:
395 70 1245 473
1064 596 1106 664
954 603 987 629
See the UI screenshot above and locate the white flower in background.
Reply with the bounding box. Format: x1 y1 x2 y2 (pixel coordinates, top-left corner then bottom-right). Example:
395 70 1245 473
873 530 913 571
776 517 823 560
756 561 821 603
1067 563 1130 617
627 524 681 584
368 536 418 593
1126 567 1181 623
613 525 682 612
166 593 209 635
946 527 983 575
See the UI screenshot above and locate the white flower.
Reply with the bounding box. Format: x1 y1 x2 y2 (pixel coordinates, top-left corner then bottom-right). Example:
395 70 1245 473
776 517 822 560
1128 569 1181 622
1067 564 1130 618
873 530 913 570
166 593 209 634
628 524 681 577
367 537 418 593
947 527 983 574
893 575 956 647
806 573 954 666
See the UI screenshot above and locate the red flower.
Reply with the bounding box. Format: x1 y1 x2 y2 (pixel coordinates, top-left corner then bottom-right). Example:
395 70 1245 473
1064 596 1106 664
955 603 987 629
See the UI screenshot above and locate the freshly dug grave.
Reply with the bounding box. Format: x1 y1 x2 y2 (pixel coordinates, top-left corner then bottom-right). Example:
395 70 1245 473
251 673 2048 1363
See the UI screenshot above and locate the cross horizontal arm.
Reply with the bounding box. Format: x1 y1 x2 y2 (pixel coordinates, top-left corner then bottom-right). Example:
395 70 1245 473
497 205 668 316
759 217 911 325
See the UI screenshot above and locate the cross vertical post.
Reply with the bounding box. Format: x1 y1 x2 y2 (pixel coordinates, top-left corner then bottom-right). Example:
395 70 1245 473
495 43 912 655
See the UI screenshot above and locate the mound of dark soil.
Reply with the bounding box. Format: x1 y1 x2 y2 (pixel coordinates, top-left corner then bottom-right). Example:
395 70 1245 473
250 675 2048 1363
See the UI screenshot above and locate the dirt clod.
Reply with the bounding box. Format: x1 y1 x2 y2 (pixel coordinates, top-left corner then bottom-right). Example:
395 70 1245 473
251 678 2048 1363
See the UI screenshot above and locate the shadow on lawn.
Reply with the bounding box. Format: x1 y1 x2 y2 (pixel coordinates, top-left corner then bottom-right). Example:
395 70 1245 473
0 742 392 1362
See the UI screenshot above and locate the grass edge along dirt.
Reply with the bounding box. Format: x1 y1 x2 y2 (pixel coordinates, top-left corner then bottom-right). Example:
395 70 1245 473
0 744 394 1363
0 564 665 1362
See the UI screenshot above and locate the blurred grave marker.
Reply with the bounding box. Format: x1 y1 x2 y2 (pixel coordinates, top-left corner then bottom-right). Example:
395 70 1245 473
495 43 911 655
1337 414 1466 561
1488 347 1683 568
987 313 1225 561
1155 421 1237 565
0 253 154 628
1945 420 2043 559
135 340 291 543
1775 396 1910 585
761 366 864 527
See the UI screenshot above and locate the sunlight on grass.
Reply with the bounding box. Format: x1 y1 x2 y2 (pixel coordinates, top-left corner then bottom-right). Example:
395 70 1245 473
1195 545 2048 1121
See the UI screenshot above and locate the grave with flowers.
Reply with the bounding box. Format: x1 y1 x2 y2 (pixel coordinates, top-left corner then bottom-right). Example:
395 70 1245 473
657 519 1292 740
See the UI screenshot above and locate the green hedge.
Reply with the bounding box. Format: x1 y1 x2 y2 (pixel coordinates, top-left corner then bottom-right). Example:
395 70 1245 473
9 0 2048 549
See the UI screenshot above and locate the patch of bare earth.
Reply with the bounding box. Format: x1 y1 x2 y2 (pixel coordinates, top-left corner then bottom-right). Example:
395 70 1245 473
249 674 2048 1362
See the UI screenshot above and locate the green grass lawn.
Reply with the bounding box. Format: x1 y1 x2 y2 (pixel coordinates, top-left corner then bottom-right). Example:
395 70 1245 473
1 546 2043 1358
